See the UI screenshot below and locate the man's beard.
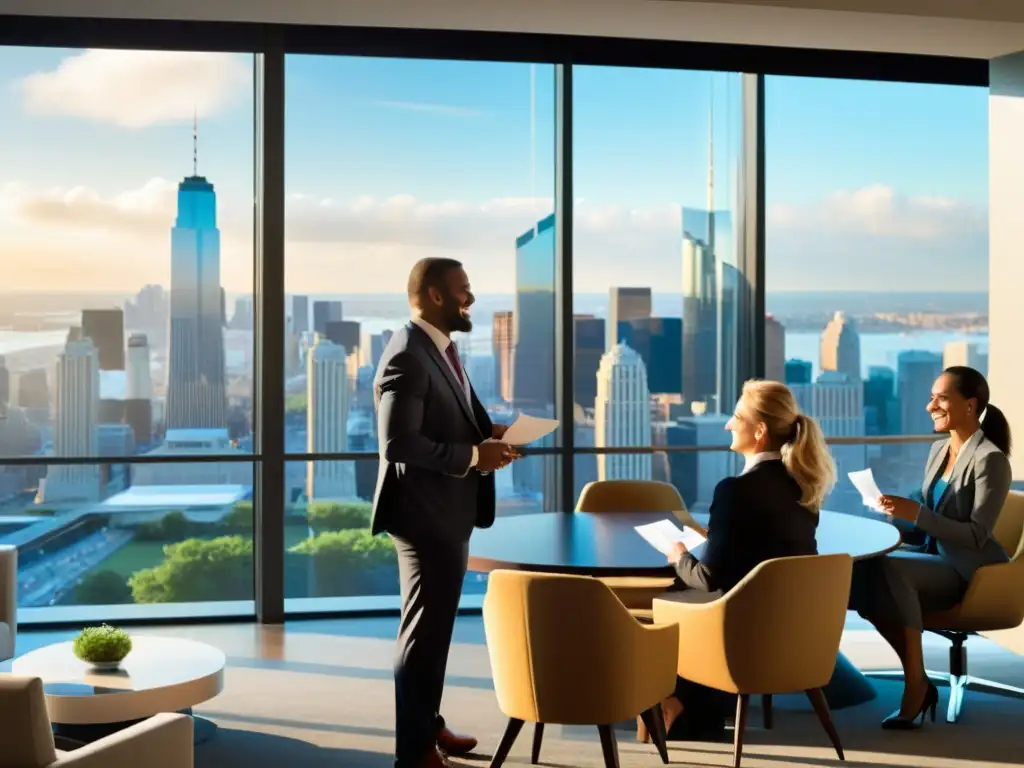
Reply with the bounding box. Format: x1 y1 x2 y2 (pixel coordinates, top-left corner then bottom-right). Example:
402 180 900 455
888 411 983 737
444 298 472 333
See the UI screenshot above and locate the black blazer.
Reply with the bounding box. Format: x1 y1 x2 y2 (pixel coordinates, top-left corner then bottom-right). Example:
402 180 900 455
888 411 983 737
371 323 496 542
675 459 819 593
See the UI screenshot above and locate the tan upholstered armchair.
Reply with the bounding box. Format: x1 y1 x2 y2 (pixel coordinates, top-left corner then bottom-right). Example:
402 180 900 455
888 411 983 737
0 676 194 768
576 480 689 620
0 546 15 662
653 554 853 768
483 570 678 768
920 490 1024 722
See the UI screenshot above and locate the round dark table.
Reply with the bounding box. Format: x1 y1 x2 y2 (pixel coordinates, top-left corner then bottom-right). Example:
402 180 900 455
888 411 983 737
469 510 901 710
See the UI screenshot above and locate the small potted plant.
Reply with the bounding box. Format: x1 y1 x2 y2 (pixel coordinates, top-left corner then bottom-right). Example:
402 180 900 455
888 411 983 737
73 624 133 671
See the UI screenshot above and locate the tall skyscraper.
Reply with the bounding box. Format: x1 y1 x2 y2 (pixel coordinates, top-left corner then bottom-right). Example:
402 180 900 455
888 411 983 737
0 356 8 417
595 344 652 481
165 134 228 431
126 334 153 445
943 341 987 376
666 414 740 512
306 335 355 500
790 371 866 514
492 311 514 404
765 314 786 383
513 214 556 413
81 308 125 371
864 366 897 436
573 315 605 410
326 320 361 359
898 351 943 436
718 262 740 410
313 300 343 336
820 311 862 382
682 101 735 412
371 330 394 371
617 317 682 395
43 338 101 502
785 359 813 385
606 287 652 350
292 295 310 335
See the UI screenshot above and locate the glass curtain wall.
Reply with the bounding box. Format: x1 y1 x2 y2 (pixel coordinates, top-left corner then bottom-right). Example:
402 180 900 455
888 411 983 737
0 35 988 622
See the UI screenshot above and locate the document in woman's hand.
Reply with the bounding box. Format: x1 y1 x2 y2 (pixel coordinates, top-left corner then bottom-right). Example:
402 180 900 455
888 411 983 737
848 468 884 511
634 519 707 556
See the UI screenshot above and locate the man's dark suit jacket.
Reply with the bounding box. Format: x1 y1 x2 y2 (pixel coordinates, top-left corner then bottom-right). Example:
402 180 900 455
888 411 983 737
674 459 819 594
371 322 496 543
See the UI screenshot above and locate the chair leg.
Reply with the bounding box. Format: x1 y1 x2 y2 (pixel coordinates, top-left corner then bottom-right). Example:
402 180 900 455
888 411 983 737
806 688 844 761
761 694 773 730
489 718 524 768
732 694 750 768
597 724 620 768
531 723 544 765
640 706 670 764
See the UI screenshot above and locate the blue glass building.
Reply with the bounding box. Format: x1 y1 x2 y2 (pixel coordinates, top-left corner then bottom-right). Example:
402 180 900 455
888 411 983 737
166 173 227 430
617 317 682 395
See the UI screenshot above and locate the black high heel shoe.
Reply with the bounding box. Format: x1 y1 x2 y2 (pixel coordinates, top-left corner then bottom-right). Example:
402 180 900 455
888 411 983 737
881 681 939 730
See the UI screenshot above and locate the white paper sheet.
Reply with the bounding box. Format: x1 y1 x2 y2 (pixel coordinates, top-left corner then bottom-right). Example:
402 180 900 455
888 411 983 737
848 468 884 511
501 413 560 446
634 519 707 556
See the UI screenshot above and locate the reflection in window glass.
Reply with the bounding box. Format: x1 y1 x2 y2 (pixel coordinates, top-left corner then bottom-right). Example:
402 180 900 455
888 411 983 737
765 76 987 514
572 67 745 512
282 55 560 609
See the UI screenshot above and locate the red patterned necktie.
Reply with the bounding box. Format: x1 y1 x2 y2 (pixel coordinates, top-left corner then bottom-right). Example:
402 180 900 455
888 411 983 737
445 343 465 386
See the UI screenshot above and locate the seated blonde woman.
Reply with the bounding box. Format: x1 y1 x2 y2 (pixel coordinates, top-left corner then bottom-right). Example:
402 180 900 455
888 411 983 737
659 380 836 739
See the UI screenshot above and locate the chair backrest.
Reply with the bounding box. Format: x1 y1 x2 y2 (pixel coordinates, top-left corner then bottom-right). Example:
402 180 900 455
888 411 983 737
719 554 853 693
576 480 684 514
993 490 1024 561
0 676 57 768
482 569 649 724
0 546 15 662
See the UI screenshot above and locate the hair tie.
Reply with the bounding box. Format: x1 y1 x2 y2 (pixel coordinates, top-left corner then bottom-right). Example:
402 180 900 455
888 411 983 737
789 415 801 442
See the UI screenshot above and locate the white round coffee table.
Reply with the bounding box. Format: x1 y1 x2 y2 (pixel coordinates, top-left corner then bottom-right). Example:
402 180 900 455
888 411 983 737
12 636 225 744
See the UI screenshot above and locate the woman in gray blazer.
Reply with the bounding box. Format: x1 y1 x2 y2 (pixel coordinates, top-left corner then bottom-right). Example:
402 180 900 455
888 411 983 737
850 366 1012 730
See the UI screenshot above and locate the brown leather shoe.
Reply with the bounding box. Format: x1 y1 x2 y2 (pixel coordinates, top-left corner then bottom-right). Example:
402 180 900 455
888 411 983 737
416 746 453 768
437 727 478 756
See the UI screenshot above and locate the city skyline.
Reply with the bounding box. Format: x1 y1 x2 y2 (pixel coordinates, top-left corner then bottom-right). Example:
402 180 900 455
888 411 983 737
0 49 989 295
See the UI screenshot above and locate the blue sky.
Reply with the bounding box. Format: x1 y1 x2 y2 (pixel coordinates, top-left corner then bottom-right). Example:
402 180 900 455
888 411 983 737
0 48 989 295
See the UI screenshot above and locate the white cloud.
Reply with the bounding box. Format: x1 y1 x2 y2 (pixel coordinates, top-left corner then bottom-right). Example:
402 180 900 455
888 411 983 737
17 50 250 128
768 184 985 239
0 180 988 293
2 178 177 236
767 185 987 292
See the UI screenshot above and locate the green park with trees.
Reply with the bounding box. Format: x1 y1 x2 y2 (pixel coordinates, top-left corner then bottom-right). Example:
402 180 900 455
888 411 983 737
71 501 397 605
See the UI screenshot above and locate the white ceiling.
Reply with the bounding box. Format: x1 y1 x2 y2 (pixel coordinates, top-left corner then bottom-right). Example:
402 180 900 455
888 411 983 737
2 0 1024 59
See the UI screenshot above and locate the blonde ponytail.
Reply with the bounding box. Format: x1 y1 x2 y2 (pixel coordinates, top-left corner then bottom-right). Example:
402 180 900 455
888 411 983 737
781 413 836 512
741 380 836 512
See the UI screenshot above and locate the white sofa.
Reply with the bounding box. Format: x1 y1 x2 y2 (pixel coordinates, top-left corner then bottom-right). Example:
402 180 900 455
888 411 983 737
0 546 14 662
0 676 194 768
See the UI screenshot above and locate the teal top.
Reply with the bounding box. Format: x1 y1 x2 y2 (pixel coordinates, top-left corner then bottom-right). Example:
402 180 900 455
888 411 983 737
929 476 950 510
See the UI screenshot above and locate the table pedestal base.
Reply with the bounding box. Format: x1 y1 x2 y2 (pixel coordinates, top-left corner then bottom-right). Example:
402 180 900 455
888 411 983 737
53 708 216 748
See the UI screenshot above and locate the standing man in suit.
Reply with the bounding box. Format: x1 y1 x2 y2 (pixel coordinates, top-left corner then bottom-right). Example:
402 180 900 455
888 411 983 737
373 257 517 768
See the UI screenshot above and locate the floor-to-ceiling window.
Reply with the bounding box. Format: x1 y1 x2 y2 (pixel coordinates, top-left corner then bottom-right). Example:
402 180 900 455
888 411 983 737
280 55 557 611
0 46 257 621
571 67 748 513
764 76 988 515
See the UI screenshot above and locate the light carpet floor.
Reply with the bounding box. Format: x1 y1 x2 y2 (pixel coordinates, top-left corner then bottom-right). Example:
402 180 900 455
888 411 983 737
9 615 1024 768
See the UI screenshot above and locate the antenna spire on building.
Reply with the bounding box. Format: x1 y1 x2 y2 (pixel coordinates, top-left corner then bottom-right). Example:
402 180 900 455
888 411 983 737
193 108 198 177
707 74 715 216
